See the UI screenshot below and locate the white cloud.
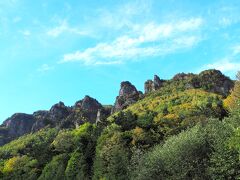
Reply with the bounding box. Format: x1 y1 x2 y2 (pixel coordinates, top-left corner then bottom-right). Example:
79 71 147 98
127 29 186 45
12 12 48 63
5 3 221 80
20 30 31 36
12 16 21 23
60 18 203 66
233 45 240 55
219 17 233 26
203 59 240 73
37 64 54 72
46 20 88 38
97 0 152 30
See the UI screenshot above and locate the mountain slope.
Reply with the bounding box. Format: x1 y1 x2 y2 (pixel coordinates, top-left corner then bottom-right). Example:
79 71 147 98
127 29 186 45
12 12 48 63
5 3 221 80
0 69 238 180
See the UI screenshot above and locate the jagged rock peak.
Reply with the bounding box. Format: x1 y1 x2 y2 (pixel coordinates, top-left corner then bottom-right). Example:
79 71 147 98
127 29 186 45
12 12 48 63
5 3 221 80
119 81 139 96
144 75 164 93
75 95 102 111
50 101 66 111
112 81 142 113
47 101 71 124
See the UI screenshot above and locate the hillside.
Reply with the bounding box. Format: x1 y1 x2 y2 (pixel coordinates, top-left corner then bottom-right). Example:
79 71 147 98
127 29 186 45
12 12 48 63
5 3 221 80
0 69 240 180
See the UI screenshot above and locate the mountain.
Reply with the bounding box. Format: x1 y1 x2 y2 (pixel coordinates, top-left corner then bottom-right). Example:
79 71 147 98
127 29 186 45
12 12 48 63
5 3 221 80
0 69 233 146
0 69 239 180
0 96 111 146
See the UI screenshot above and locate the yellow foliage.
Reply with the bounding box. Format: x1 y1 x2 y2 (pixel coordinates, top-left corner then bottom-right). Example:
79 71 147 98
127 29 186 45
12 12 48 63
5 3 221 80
224 79 240 111
132 127 144 145
133 127 144 136
163 114 179 120
3 156 20 174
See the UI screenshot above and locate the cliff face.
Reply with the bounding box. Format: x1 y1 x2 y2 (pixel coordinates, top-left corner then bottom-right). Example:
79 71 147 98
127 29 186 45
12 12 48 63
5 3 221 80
144 75 165 93
2 113 36 137
112 81 143 113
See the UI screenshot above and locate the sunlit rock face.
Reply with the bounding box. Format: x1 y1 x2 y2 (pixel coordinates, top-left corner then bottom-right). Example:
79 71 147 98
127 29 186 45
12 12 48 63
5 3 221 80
2 113 35 137
144 75 165 93
112 81 142 113
198 69 234 97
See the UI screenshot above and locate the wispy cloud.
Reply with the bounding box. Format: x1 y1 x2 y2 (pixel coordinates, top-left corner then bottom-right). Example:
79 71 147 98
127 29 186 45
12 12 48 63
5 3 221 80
96 0 152 31
20 30 31 36
46 20 89 38
203 59 240 73
60 18 203 66
12 16 21 23
232 45 240 55
37 64 54 72
200 44 240 75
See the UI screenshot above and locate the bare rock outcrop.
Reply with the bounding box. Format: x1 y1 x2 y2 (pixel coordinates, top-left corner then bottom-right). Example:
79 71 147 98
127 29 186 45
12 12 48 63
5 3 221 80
144 75 164 93
112 81 142 113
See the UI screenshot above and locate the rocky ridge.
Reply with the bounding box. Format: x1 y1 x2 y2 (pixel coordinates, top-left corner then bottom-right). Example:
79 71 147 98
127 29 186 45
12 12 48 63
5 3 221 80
0 69 234 146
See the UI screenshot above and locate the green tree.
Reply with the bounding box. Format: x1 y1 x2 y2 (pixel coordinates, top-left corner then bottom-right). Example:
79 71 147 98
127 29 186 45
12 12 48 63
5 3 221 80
2 156 39 180
134 125 210 180
65 151 88 180
93 124 129 180
38 154 69 180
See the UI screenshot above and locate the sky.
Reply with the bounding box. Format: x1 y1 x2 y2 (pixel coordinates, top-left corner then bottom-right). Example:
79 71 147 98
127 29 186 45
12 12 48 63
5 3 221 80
0 0 240 122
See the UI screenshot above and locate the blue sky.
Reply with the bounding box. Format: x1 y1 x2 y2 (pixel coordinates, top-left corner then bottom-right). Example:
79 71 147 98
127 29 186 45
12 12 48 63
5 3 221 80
0 0 240 122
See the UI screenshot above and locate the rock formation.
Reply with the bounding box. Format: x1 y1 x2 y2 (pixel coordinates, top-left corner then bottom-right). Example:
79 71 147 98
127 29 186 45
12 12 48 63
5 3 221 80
0 96 108 146
71 95 103 124
198 69 234 96
2 113 36 138
112 81 142 113
74 95 102 112
0 69 234 146
144 75 164 93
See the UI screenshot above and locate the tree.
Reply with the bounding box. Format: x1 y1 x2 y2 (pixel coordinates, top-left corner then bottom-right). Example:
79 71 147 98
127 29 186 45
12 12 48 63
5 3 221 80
51 130 74 153
93 125 129 180
224 71 240 112
134 125 210 180
114 111 138 131
38 154 69 180
2 156 39 180
65 151 88 180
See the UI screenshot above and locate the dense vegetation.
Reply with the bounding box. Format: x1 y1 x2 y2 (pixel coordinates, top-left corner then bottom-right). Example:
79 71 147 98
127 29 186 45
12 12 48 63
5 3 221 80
0 70 239 180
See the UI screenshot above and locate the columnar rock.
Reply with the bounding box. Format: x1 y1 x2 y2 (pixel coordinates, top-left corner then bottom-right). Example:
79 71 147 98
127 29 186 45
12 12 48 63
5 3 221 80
95 109 101 125
144 80 153 94
112 81 142 113
144 75 164 93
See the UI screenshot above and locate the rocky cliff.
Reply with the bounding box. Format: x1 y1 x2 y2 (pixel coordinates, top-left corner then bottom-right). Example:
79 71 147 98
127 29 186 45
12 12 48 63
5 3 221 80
112 81 143 113
0 96 111 146
144 75 165 93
